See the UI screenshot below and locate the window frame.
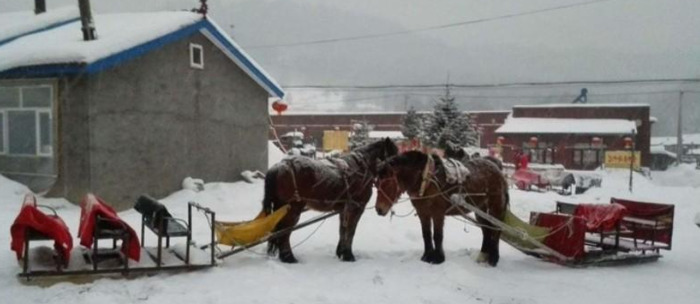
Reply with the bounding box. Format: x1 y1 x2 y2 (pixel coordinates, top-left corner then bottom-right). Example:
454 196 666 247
189 43 204 69
0 84 54 157
36 109 52 157
0 111 5 155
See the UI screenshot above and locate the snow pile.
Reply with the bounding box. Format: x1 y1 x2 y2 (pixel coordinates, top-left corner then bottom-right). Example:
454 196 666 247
0 12 202 72
240 170 264 183
0 7 78 45
182 177 205 192
650 163 700 188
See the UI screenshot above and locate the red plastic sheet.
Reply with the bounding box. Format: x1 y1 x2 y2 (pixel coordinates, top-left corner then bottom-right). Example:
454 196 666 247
573 203 627 231
10 194 73 264
78 194 140 262
531 213 586 260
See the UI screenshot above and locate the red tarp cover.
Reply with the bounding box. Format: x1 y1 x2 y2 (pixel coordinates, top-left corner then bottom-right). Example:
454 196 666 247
78 194 140 262
10 194 73 264
531 212 586 260
610 198 674 246
573 203 627 231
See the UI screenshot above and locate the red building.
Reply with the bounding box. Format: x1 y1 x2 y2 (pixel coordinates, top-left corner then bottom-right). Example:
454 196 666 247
495 104 651 170
270 111 509 150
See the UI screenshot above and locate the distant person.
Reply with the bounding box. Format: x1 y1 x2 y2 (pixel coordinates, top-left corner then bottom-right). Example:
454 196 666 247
572 88 588 103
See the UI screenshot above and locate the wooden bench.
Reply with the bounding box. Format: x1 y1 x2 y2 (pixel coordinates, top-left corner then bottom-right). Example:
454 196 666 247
611 198 674 252
134 195 192 266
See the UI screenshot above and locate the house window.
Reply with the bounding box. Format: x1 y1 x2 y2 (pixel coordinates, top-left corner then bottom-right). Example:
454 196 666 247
0 85 53 156
190 43 204 69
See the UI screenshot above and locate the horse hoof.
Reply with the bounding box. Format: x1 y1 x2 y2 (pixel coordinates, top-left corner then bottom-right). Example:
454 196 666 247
341 254 356 262
431 254 445 264
421 254 431 263
280 252 298 264
488 255 499 267
336 244 344 259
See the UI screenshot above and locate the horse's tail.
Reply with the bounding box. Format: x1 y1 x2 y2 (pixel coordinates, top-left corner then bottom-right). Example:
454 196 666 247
262 166 282 256
262 166 279 215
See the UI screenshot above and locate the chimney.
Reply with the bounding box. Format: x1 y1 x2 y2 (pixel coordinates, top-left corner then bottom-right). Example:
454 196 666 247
34 0 46 14
77 0 97 41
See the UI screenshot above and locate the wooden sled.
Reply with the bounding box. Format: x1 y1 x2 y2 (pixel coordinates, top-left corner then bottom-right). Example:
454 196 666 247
450 194 669 267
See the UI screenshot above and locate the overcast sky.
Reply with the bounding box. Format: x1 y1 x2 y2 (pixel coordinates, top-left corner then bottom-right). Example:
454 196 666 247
2 0 699 135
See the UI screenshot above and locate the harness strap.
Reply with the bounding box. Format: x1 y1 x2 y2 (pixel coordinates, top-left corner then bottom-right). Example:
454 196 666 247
418 154 434 197
286 159 302 202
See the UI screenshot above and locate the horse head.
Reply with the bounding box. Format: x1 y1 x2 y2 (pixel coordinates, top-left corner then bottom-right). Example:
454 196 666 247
374 151 428 216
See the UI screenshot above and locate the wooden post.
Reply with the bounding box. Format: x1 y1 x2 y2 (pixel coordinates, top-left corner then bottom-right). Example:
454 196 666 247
676 91 684 162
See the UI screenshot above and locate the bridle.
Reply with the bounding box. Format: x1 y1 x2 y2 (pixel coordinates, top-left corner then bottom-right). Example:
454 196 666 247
374 168 402 206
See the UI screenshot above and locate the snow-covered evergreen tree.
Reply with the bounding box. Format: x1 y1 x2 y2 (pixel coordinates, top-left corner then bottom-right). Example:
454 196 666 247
401 106 422 140
349 120 373 150
422 87 478 149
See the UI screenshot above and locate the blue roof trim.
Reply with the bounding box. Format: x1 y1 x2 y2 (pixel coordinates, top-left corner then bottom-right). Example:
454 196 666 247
0 17 79 47
200 21 285 98
0 64 83 79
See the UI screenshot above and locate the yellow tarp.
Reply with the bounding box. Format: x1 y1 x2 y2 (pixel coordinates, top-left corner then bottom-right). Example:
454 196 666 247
501 209 551 250
215 205 290 247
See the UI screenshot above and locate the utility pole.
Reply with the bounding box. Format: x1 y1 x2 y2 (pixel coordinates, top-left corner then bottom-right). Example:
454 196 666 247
676 91 684 162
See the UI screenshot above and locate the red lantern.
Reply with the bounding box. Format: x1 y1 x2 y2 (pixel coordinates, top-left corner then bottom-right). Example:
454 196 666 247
529 136 538 147
592 137 602 146
496 136 505 146
623 137 633 149
271 100 288 115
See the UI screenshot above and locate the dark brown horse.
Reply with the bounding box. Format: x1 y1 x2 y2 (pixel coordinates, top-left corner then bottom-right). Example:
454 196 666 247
375 151 508 266
263 138 398 263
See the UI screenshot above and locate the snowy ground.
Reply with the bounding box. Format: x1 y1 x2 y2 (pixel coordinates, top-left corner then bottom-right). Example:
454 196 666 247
1 161 699 303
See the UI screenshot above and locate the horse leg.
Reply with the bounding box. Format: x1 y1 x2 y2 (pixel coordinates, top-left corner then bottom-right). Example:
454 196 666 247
336 215 346 259
477 215 501 267
416 209 434 263
338 205 365 262
276 203 304 263
476 216 491 264
430 214 446 264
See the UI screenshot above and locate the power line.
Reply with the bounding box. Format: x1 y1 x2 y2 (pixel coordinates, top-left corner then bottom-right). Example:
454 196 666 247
282 78 700 90
245 0 614 49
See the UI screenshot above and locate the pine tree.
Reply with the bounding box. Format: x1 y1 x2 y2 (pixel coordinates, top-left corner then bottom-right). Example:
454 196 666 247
401 106 422 140
422 86 478 149
349 120 373 150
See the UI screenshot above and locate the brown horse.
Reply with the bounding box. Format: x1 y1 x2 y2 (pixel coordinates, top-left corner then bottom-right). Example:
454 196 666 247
263 138 398 263
375 150 508 266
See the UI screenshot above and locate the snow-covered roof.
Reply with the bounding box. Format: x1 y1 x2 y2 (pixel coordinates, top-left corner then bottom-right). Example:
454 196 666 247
281 131 304 138
651 133 700 146
650 145 677 158
496 117 636 135
0 7 79 46
514 103 650 108
368 131 404 139
0 11 284 98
